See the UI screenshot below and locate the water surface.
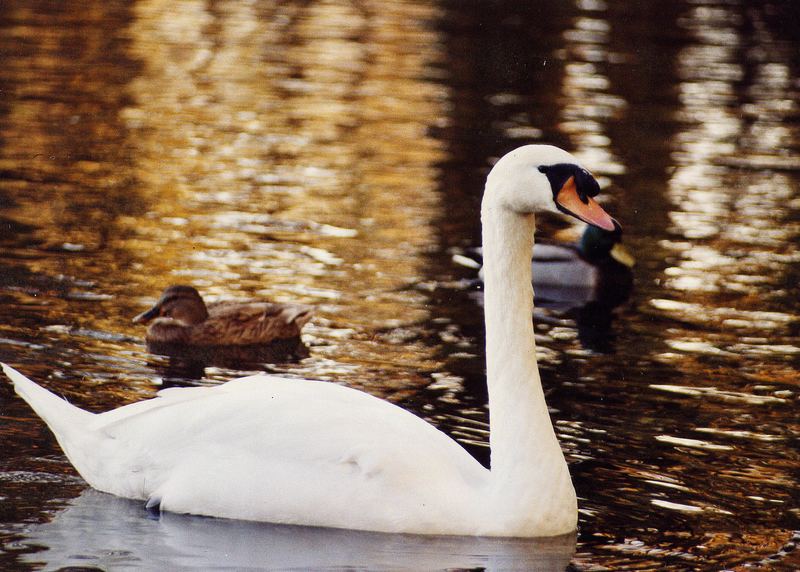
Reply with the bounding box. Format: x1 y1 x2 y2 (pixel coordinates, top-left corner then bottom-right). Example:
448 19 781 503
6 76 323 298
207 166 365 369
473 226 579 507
0 0 798 570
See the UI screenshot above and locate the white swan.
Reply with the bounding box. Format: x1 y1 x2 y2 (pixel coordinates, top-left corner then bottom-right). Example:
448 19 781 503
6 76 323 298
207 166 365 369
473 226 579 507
2 145 618 538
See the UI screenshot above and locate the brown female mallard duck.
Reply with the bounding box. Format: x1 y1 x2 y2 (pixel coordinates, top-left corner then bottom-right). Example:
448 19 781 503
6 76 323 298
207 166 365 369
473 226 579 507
132 285 313 346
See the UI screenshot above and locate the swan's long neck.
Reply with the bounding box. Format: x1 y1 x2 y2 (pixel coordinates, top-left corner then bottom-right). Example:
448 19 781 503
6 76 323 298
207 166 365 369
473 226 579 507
480 202 571 508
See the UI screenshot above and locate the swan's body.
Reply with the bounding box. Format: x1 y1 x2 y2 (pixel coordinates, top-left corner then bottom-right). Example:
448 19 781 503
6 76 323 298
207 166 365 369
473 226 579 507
3 145 618 537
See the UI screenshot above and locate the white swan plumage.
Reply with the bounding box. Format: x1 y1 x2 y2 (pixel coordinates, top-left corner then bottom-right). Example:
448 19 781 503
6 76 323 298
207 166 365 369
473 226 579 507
2 144 618 537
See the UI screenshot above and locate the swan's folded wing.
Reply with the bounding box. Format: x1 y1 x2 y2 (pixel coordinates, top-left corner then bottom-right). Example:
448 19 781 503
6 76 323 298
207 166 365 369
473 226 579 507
86 375 267 432
97 375 479 474
83 375 488 530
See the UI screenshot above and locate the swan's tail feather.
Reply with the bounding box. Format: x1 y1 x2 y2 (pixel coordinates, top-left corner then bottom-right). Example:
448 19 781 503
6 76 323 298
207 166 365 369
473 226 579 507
2 363 94 438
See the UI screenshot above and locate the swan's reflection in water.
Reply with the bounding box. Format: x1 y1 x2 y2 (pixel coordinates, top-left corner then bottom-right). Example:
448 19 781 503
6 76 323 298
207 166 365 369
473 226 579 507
22 489 576 571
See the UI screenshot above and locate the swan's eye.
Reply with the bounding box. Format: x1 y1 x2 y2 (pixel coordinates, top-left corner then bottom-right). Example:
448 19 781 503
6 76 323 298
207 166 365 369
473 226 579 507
538 163 600 205
538 163 580 201
573 168 601 201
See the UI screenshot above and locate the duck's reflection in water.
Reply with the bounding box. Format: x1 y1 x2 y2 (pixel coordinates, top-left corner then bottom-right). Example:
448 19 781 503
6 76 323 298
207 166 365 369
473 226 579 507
21 489 576 571
145 338 310 385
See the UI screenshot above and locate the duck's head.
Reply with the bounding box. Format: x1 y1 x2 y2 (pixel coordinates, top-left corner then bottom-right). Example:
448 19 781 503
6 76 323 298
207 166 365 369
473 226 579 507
485 145 619 232
580 225 636 267
132 285 210 326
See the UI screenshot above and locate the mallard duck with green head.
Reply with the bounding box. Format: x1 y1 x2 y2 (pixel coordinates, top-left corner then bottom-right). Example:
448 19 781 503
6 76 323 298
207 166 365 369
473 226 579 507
454 224 634 311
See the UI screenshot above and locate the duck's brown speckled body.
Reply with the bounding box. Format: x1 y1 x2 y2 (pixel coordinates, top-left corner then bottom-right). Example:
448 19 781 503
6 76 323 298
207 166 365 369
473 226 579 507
133 285 313 346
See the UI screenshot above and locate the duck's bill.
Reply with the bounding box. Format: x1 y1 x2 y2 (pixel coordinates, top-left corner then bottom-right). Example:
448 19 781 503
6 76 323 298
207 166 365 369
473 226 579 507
556 176 619 232
132 306 159 324
610 243 636 268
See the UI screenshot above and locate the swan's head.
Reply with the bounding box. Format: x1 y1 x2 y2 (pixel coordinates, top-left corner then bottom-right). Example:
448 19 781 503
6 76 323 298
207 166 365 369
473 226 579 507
484 145 618 232
132 285 210 326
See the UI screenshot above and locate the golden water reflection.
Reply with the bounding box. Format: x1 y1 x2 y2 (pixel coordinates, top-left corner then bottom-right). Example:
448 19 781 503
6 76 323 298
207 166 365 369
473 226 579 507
0 1 799 570
558 0 626 178
657 0 799 376
119 0 449 394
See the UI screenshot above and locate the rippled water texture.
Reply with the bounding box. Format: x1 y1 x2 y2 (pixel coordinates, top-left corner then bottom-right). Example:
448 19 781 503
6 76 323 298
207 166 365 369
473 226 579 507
1 0 799 570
